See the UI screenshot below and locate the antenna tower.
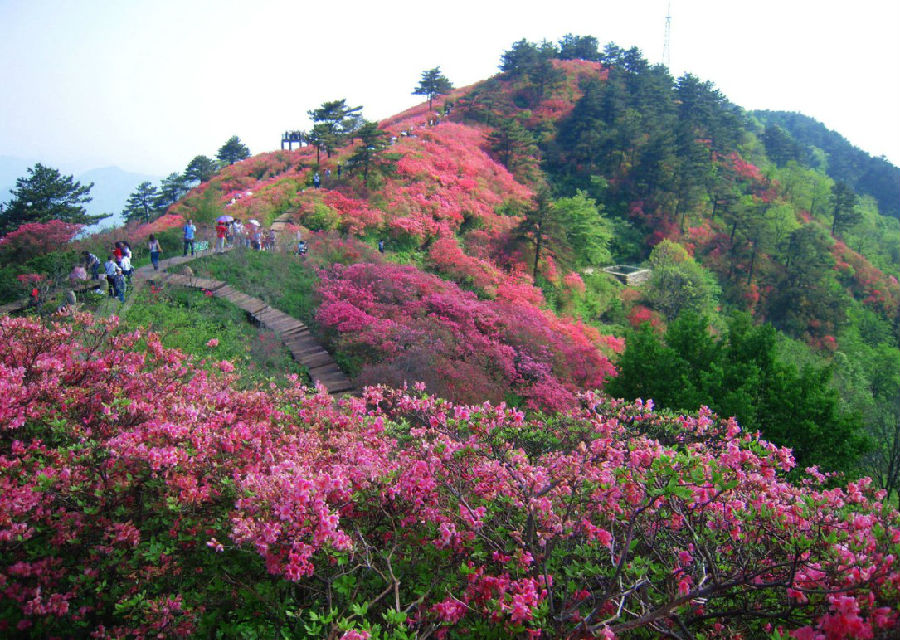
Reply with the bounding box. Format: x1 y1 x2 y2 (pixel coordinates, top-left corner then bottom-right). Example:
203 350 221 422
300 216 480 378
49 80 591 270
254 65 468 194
662 0 672 68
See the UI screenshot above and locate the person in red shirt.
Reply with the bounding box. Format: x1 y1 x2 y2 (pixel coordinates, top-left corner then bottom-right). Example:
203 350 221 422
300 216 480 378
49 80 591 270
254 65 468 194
215 222 227 253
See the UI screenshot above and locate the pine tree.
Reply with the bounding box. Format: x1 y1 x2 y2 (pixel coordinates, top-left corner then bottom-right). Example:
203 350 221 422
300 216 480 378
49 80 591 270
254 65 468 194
346 121 395 188
122 182 159 224
830 180 860 236
155 173 189 210
1 163 105 235
308 100 362 158
413 67 454 111
216 136 251 165
184 155 219 184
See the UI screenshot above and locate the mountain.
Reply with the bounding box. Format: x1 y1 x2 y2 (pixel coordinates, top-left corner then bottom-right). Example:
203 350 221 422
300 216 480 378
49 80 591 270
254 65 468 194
75 166 161 230
752 110 900 218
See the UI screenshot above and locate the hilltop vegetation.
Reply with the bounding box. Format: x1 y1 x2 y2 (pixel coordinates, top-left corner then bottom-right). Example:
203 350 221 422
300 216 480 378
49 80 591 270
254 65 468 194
2 34 900 638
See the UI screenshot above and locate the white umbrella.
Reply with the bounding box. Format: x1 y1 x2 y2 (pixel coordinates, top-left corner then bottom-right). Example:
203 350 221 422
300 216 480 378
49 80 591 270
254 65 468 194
248 219 261 226
216 215 234 223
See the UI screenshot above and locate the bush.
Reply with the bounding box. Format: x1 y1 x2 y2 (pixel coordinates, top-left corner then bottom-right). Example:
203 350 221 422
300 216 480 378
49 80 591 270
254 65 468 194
0 314 897 638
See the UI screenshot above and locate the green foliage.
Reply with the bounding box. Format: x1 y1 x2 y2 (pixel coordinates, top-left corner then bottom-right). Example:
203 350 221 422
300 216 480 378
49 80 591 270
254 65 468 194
552 190 612 268
830 179 861 236
1 163 107 234
643 240 720 321
154 172 190 211
557 33 601 61
308 99 363 158
190 185 224 225
216 135 251 165
412 66 453 110
305 203 340 231
188 248 319 327
753 109 900 218
122 181 159 224
184 155 219 184
122 285 305 385
607 312 868 474
347 121 398 188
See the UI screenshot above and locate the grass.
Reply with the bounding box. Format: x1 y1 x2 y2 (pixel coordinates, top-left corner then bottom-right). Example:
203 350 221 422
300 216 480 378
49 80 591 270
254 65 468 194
120 283 307 387
185 247 320 327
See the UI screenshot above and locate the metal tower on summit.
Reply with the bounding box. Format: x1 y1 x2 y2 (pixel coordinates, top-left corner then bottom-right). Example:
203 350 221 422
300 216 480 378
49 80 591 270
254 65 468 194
662 0 672 69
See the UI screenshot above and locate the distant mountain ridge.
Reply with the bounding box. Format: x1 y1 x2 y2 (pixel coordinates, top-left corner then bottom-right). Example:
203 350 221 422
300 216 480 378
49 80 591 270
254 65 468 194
752 110 900 218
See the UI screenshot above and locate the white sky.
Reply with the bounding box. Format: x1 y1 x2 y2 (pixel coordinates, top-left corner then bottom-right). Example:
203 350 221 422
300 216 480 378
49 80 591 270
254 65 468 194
1 0 898 175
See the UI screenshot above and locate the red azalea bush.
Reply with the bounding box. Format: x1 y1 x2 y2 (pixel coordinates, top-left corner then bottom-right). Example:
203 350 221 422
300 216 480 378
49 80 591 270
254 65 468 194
0 220 83 261
315 262 617 410
1 313 898 639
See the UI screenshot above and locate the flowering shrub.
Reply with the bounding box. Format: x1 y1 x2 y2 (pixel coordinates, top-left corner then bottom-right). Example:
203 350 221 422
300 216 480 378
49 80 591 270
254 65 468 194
0 220 83 261
316 262 617 409
1 314 898 638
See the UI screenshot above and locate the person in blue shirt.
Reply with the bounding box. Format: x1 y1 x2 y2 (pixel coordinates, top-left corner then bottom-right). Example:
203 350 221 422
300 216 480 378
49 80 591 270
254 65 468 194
183 220 197 256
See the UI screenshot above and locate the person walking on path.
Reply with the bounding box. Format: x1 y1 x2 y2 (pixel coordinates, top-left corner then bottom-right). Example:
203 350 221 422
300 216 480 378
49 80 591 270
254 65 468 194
183 219 197 256
148 234 162 270
215 220 227 253
313 172 320 189
103 255 118 297
120 253 133 284
113 266 126 303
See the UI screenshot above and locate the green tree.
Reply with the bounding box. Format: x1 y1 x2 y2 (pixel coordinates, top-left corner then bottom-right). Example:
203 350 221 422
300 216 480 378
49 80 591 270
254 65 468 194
761 124 804 167
643 240 720 321
155 172 189 210
766 225 845 338
308 99 362 158
830 180 860 236
607 312 867 473
347 121 396 188
216 135 251 165
122 181 159 224
1 163 105 235
184 155 219 184
557 34 601 61
552 190 612 268
413 67 453 111
486 118 537 177
514 188 563 281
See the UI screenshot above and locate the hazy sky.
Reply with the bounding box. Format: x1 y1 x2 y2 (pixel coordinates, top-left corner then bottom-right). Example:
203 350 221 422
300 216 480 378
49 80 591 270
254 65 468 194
1 0 898 176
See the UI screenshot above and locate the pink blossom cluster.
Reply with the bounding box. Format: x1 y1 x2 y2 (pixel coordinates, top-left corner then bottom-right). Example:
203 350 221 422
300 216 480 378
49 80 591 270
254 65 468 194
0 314 898 638
0 220 83 260
316 262 625 410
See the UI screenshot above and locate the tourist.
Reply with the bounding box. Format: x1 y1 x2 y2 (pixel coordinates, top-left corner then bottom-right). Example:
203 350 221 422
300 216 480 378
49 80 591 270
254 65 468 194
82 251 101 280
103 255 118 297
148 234 162 270
183 219 197 256
120 252 133 284
113 267 126 303
313 172 320 188
215 220 227 253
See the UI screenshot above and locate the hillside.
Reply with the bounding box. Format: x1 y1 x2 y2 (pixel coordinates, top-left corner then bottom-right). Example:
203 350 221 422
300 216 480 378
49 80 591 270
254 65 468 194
752 109 900 218
53 39 894 480
3 36 900 639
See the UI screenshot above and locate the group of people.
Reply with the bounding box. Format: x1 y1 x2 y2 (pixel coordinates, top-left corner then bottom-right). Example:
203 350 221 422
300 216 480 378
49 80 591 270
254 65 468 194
78 240 134 302
208 219 281 253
